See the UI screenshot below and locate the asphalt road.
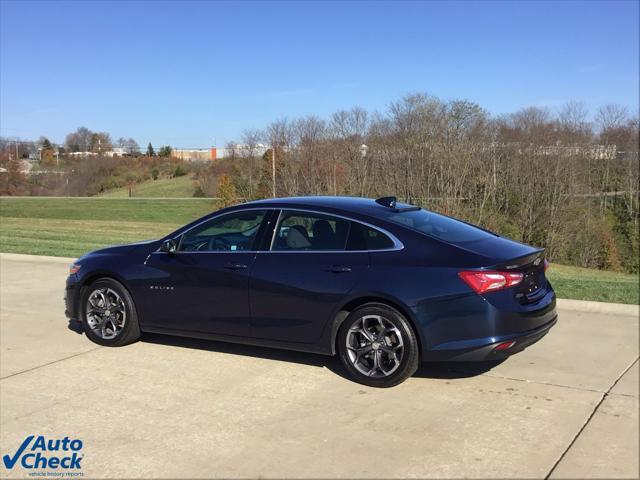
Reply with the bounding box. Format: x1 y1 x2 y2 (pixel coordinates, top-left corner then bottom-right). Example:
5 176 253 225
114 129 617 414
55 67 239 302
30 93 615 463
1 253 638 479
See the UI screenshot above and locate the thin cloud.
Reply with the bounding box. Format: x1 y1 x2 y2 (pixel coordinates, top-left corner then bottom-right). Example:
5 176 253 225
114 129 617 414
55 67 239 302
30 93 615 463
532 98 565 108
266 88 317 98
579 63 606 73
332 82 358 90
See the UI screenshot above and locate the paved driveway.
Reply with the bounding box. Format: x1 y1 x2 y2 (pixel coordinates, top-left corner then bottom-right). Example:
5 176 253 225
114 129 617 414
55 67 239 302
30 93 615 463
1 253 638 478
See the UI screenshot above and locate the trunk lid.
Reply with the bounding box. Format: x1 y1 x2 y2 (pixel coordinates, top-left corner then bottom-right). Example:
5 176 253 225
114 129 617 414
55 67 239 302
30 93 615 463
492 249 548 304
454 236 548 304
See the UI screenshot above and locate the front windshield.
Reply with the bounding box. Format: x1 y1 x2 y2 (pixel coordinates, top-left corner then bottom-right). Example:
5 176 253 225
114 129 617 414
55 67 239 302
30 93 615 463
179 211 266 252
381 209 495 243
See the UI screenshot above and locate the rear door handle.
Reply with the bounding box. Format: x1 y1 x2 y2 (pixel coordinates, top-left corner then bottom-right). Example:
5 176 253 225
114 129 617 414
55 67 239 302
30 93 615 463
327 265 352 273
224 262 248 270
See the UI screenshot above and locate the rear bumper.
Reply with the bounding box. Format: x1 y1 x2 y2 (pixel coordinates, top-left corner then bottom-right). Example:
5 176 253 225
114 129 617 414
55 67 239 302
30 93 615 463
427 315 557 361
416 286 557 361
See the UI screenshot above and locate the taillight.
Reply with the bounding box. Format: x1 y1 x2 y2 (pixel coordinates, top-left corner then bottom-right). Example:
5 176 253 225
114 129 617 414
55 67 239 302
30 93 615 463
458 270 524 294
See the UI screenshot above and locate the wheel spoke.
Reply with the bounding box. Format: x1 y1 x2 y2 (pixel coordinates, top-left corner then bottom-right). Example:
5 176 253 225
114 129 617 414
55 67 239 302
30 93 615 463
357 324 375 342
368 350 382 376
381 343 402 353
381 346 397 359
91 315 106 330
88 293 103 309
355 345 372 362
108 318 119 332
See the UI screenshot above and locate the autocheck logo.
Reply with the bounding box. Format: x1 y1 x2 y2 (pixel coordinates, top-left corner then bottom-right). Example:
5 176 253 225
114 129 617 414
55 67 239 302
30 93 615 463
3 435 83 473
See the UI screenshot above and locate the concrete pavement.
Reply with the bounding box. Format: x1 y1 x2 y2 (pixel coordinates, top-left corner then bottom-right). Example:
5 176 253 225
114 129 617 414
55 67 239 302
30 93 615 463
1 253 638 478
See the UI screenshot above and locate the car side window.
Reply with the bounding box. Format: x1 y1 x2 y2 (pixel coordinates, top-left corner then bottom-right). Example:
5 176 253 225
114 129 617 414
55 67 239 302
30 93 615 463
178 210 266 252
347 222 395 251
273 211 350 251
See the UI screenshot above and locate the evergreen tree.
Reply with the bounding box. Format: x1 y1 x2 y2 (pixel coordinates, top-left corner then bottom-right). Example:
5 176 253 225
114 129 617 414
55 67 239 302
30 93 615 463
159 145 172 157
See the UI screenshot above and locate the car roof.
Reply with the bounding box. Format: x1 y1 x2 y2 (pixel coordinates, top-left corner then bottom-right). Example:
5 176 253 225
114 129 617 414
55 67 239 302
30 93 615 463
244 196 417 217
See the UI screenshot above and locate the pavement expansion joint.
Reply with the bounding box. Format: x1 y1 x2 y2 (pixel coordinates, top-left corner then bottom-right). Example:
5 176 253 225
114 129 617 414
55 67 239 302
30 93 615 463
544 356 639 479
0 346 103 381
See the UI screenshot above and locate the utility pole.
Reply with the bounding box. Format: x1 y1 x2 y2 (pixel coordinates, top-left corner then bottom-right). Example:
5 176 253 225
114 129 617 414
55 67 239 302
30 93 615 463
272 145 276 198
15 141 19 160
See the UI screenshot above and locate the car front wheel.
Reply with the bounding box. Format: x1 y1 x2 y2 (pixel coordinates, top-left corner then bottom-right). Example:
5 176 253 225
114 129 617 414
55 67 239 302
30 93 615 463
337 303 419 387
80 277 141 347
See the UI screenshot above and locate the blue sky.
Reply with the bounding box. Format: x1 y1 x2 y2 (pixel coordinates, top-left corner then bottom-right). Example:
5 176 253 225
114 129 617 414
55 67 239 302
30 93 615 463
1 0 638 147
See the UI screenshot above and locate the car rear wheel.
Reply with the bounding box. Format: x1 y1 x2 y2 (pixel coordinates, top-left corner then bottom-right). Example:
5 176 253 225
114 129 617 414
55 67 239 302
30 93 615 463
337 303 419 387
81 277 140 347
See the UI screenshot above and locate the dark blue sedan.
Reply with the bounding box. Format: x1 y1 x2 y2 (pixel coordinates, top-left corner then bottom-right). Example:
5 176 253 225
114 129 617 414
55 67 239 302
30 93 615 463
65 196 557 387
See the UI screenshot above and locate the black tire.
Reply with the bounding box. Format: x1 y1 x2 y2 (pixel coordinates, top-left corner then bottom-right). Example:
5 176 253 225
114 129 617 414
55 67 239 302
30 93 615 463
337 303 419 388
80 277 141 347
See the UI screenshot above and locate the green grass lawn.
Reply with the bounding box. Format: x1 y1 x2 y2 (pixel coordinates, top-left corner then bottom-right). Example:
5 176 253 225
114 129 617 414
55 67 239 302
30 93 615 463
0 197 214 258
99 175 197 198
1 196 637 304
546 263 638 305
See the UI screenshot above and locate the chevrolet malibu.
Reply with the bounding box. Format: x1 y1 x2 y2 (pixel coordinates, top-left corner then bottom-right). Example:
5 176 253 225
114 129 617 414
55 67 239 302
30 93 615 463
65 196 557 387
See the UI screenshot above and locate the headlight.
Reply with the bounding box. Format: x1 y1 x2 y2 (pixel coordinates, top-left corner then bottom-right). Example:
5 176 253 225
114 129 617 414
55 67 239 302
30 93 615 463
69 264 81 275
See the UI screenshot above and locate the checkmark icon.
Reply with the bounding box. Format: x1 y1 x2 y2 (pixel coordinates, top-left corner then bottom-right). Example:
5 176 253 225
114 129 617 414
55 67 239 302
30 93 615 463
3 435 33 469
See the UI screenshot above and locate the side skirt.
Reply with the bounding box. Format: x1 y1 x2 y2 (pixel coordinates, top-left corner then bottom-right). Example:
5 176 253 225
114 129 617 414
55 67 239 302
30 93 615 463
141 326 334 356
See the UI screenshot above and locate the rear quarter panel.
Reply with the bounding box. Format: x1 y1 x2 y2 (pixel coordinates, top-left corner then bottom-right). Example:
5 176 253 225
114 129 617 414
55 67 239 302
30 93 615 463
337 228 555 358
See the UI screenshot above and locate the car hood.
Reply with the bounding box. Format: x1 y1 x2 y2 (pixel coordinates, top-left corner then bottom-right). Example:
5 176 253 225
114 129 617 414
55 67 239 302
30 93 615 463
78 239 161 260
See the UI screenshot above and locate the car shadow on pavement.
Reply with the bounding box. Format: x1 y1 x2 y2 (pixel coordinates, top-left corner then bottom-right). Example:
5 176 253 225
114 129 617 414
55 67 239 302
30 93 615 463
139 331 504 382
68 321 503 382
414 360 505 379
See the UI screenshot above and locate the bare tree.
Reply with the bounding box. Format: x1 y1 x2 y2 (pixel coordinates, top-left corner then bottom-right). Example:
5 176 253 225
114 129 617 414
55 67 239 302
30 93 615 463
596 104 629 135
65 127 93 152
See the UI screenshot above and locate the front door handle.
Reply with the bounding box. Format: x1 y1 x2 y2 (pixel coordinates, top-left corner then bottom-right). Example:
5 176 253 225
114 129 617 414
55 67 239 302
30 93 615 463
327 265 352 273
224 262 248 270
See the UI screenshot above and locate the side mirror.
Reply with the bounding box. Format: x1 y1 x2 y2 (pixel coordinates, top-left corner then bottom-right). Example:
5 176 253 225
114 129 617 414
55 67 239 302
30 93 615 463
160 238 177 254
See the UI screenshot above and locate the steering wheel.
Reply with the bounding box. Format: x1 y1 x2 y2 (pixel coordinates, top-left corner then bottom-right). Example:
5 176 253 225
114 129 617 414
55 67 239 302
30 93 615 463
210 237 231 251
193 240 209 251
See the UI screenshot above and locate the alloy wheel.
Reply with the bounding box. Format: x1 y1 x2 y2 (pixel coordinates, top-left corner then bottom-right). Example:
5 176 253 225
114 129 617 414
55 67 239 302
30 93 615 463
85 288 127 340
346 314 404 378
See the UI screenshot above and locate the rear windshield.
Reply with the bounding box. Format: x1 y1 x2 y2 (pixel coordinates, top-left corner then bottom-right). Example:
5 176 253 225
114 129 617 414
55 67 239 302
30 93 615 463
380 209 495 243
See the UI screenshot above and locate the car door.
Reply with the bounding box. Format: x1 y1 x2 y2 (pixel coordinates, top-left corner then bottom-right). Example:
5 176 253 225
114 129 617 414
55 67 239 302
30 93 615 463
142 209 270 336
249 209 370 343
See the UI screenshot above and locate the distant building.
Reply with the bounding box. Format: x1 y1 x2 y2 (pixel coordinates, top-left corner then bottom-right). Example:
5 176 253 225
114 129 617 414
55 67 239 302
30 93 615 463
171 144 270 161
536 144 617 160
220 143 270 159
172 148 216 161
68 151 98 157
104 147 127 157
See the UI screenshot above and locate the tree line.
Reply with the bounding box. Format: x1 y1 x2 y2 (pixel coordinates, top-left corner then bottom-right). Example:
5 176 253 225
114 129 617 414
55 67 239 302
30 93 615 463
201 94 639 273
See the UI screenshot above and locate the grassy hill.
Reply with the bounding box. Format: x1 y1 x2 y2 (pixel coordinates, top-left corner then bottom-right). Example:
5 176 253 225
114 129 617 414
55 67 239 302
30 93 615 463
0 196 637 304
100 176 197 198
0 197 214 258
546 264 638 305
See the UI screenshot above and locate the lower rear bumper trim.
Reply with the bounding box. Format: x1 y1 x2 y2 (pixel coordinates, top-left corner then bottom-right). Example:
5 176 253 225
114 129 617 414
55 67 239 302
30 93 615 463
425 315 558 362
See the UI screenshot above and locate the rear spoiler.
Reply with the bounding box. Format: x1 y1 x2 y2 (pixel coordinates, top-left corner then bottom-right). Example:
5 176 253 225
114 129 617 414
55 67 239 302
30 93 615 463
494 249 545 271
